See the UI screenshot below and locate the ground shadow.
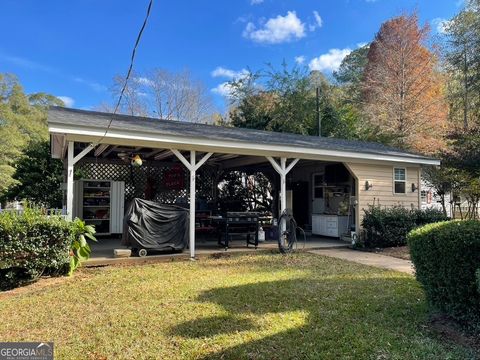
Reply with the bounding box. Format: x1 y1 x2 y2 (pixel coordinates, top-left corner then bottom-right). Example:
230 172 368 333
168 275 462 359
172 315 257 338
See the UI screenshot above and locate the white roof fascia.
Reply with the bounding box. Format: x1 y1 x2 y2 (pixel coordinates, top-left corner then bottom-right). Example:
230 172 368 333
48 123 441 166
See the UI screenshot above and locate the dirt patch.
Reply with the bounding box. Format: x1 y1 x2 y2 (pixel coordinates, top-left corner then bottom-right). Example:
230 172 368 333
359 246 411 260
376 246 411 260
429 315 480 355
0 271 93 299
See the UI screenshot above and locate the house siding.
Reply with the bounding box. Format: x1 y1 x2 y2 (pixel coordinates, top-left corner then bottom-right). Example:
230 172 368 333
345 163 421 228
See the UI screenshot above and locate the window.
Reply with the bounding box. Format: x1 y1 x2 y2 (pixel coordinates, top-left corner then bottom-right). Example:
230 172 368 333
394 168 406 194
421 190 427 203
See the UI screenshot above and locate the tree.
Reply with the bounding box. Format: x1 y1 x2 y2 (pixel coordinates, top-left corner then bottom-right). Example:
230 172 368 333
227 63 356 138
217 171 272 212
444 0 480 130
0 73 62 197
422 165 460 216
441 127 480 219
362 13 448 154
334 44 370 104
4 141 64 208
111 68 215 122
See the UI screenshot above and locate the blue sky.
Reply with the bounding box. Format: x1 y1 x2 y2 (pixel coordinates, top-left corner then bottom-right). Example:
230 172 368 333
0 0 461 112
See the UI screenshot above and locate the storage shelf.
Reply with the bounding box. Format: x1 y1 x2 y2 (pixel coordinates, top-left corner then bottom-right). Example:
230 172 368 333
83 196 110 199
83 205 110 208
83 186 111 190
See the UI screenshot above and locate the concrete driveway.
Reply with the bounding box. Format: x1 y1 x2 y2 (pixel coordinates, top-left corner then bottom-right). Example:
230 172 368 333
309 248 415 275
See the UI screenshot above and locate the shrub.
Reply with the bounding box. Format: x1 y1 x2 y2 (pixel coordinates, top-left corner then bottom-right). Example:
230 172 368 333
0 209 96 290
408 221 480 331
477 269 480 295
361 206 448 248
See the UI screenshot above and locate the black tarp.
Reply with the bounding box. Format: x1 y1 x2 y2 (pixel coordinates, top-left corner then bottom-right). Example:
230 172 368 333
121 198 189 251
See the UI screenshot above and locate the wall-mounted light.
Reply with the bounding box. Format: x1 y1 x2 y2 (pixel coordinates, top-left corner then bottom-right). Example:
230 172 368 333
365 180 373 191
411 183 418 192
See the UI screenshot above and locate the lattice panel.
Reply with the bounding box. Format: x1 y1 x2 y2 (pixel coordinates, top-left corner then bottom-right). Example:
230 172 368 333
77 162 216 204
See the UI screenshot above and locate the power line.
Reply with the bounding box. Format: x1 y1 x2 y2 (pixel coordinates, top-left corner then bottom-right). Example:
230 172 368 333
97 0 154 144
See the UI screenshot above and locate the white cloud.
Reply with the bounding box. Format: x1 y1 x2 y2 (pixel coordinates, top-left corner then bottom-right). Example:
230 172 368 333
432 18 450 34
250 0 263 4
295 56 305 65
211 82 236 97
57 96 75 108
211 66 249 79
309 11 323 31
243 11 306 44
211 67 250 97
133 76 154 87
308 48 352 72
73 77 107 92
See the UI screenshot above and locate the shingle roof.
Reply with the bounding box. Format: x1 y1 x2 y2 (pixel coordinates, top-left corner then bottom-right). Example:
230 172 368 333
48 106 436 162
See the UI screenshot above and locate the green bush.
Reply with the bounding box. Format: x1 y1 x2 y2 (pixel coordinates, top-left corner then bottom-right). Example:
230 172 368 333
476 269 480 295
361 206 448 248
0 209 96 290
408 221 480 331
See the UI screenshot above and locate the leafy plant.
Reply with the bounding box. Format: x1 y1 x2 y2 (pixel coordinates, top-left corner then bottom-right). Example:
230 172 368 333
69 218 96 275
0 208 97 290
362 206 448 247
408 220 480 332
0 208 71 290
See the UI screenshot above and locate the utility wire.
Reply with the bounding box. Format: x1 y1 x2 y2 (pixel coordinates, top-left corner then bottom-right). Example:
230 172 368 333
97 0 154 144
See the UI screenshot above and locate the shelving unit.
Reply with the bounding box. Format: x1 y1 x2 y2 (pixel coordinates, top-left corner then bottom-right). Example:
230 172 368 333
73 180 125 235
82 181 111 235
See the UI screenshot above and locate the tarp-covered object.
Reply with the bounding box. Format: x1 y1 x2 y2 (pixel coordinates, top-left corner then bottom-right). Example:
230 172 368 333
122 198 189 251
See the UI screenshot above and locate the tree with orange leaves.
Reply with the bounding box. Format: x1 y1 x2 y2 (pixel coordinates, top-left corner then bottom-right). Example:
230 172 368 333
362 13 448 154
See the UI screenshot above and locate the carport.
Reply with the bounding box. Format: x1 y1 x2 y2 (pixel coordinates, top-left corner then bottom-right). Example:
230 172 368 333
48 107 439 259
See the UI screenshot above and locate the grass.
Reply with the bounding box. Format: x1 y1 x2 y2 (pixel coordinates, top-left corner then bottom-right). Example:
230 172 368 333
0 253 477 359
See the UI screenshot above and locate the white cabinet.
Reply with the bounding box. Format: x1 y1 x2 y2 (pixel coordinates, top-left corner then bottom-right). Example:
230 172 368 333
312 214 349 238
73 180 125 235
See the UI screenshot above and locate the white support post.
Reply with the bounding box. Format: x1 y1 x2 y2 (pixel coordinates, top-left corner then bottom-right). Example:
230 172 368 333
66 142 74 221
189 151 196 259
266 157 300 213
66 142 96 221
171 149 213 259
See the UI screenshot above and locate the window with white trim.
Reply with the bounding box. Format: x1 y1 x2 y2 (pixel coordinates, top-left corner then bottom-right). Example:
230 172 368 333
421 190 427 203
394 168 406 194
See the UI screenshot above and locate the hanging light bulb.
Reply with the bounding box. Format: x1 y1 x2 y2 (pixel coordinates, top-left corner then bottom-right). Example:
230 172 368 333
131 154 143 167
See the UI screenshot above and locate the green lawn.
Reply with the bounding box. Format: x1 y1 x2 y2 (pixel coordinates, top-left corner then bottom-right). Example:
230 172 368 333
0 253 476 359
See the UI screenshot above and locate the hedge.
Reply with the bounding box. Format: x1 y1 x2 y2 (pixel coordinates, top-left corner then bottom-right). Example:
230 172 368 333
408 221 480 331
0 210 73 291
361 206 447 248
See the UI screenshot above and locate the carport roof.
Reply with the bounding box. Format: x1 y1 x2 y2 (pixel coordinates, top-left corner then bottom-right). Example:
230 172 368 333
48 106 440 165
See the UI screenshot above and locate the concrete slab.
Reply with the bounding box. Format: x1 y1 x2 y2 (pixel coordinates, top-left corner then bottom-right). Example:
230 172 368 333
308 248 415 275
86 236 350 267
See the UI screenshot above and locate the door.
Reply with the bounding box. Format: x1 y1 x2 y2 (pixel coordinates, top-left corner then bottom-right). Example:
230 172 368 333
292 181 309 227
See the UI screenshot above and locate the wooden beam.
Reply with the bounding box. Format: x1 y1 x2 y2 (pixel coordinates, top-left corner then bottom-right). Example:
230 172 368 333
73 143 95 165
102 146 118 158
154 150 173 160
94 144 109 157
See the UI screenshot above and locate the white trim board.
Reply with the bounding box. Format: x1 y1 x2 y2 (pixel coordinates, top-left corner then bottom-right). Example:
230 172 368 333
49 124 440 166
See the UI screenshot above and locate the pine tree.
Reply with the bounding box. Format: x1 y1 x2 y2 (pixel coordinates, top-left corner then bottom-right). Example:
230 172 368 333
362 13 448 154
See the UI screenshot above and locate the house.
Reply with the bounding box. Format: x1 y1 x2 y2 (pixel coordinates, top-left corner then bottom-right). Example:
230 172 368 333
48 106 440 257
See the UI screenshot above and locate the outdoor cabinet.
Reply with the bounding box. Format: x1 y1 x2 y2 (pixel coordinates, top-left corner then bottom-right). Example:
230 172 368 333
312 214 348 238
73 180 125 235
